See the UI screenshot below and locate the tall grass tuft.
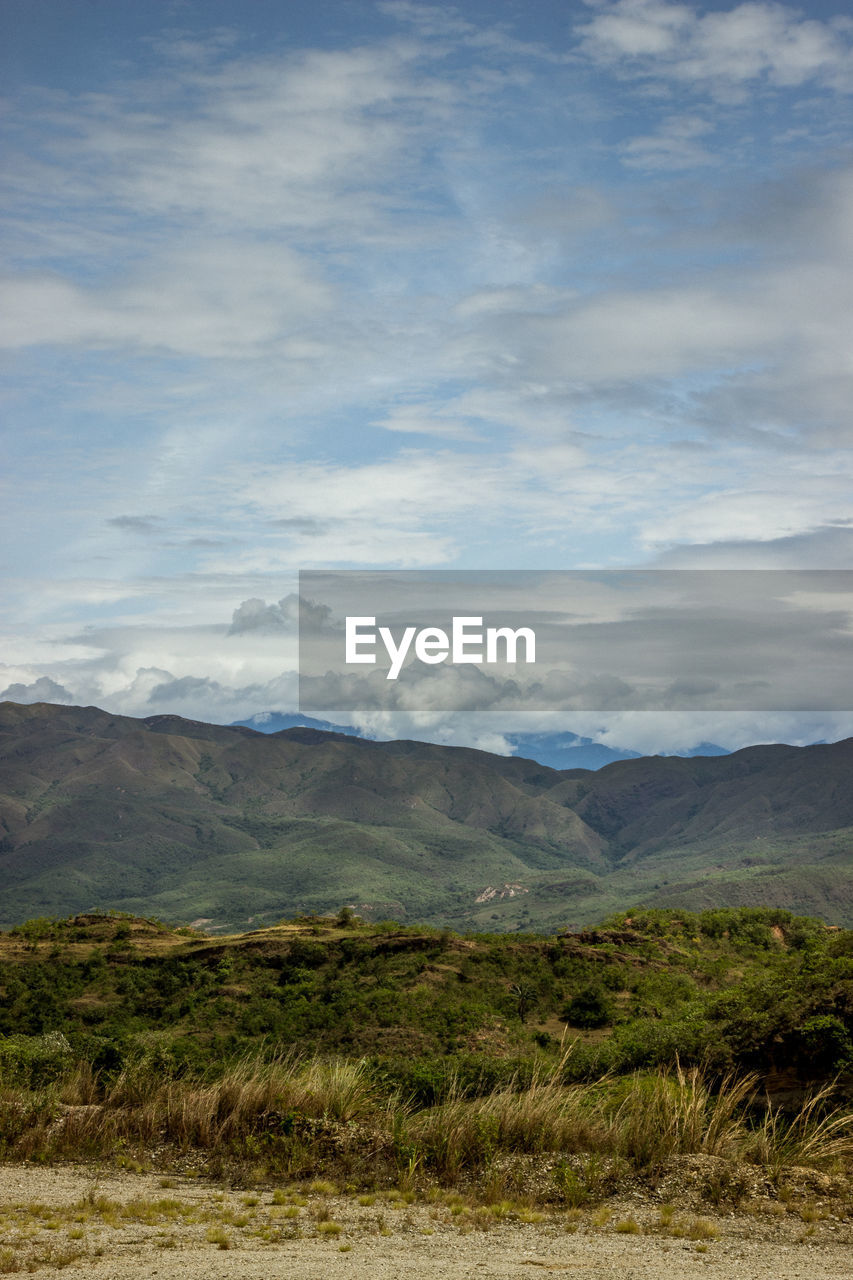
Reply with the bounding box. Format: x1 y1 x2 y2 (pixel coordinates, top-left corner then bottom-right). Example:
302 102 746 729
409 1059 605 1181
107 1053 386 1148
0 1050 850 1189
606 1064 758 1168
290 1056 384 1123
746 1080 853 1172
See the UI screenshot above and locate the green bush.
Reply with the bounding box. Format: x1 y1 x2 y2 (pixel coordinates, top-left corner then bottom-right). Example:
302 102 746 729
0 1031 73 1087
562 986 613 1029
790 1015 853 1074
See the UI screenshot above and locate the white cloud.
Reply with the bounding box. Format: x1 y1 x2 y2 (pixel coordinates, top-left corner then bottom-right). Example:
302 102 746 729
0 241 334 358
228 598 293 634
373 404 484 441
580 0 692 58
1 39 462 366
378 2 476 40
528 285 769 381
578 1 853 95
641 464 853 551
0 676 74 705
563 709 853 755
2 4 853 758
238 451 512 527
654 523 853 568
620 114 716 169
68 44 439 234
442 161 853 457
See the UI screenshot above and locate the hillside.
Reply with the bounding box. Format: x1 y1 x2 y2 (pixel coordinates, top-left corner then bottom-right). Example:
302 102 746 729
2 907 851 1251
0 701 851 932
2 907 851 1090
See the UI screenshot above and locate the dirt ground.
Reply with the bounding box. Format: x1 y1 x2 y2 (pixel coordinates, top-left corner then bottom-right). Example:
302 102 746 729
0 1162 851 1279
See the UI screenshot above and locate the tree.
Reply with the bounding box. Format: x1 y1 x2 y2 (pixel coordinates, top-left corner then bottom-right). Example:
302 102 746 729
561 985 613 1029
510 980 537 1023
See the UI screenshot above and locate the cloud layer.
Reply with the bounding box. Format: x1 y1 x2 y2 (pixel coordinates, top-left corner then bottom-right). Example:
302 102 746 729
2 1 852 749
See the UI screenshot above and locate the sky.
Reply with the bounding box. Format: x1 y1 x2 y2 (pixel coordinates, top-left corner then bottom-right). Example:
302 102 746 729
2 0 853 755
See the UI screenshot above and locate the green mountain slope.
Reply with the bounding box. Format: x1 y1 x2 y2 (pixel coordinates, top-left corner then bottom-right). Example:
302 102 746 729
0 702 851 931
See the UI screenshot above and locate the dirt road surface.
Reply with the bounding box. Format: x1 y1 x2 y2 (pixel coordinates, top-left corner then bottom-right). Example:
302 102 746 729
0 1164 850 1279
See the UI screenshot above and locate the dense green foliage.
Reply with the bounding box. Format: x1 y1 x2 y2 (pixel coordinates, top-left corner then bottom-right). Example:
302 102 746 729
1 908 851 1101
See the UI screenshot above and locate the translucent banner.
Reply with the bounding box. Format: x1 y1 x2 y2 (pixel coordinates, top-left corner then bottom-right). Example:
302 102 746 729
298 570 853 716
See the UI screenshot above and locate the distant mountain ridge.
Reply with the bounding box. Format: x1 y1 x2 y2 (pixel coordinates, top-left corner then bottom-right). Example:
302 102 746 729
1 701 850 934
231 711 729 771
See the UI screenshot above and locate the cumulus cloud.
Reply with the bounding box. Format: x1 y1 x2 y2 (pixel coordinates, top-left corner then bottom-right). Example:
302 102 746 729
147 674 220 704
578 1 853 95
141 672 299 721
1 676 74 704
228 597 293 634
0 661 299 727
227 594 332 635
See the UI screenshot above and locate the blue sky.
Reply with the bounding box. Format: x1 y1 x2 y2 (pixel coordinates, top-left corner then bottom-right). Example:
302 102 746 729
2 0 853 752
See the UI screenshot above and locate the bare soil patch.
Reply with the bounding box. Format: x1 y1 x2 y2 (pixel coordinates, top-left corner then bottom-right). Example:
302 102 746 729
0 1162 850 1279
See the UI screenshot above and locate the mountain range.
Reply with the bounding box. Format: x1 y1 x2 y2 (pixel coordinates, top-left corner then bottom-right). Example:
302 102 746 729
232 711 730 771
1 700 851 933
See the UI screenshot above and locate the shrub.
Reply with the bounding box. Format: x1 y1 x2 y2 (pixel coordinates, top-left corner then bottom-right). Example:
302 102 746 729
561 986 613 1030
0 1033 73 1088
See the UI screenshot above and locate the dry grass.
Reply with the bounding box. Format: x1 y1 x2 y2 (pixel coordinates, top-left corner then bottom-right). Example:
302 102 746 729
406 1061 853 1184
745 1080 853 1172
606 1064 759 1168
407 1056 605 1181
1 1052 851 1199
29 1052 389 1158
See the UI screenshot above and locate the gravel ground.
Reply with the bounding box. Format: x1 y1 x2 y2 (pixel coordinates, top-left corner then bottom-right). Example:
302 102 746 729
0 1163 851 1279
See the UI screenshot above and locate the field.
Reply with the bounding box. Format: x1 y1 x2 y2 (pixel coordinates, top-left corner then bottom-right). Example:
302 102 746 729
0 907 851 1272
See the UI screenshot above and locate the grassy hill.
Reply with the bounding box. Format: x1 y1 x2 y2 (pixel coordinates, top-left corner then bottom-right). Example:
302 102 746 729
1 701 852 932
2 907 851 1092
2 907 851 1205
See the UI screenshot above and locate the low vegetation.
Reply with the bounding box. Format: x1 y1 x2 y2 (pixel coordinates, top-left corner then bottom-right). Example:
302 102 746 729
0 1051 851 1197
2 905 851 1085
0 907 851 1207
